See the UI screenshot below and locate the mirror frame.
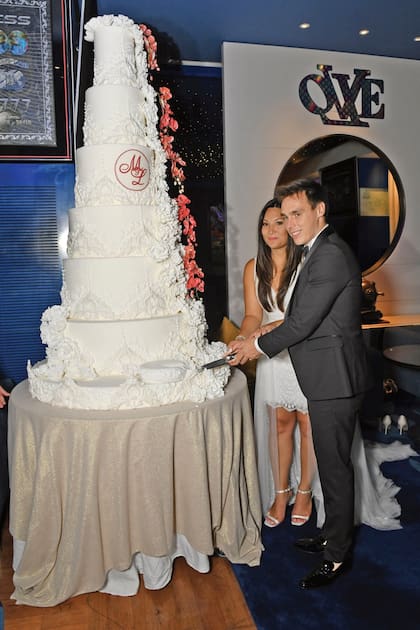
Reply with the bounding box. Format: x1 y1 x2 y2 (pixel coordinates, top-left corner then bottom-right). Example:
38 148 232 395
276 133 406 276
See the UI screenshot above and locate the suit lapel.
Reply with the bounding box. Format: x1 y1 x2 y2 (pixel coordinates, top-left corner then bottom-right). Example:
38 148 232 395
285 225 334 318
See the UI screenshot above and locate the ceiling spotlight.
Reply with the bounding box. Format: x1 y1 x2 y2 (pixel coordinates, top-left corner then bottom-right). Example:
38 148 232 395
359 29 370 36
299 23 311 30
414 36 420 42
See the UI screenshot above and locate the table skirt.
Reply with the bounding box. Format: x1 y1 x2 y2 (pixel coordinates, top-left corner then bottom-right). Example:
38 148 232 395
8 370 262 606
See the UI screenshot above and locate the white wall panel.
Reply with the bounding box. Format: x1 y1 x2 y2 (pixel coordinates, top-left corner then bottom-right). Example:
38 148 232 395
223 42 420 324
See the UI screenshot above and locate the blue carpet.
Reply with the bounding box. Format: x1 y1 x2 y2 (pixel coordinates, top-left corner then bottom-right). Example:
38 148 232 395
233 395 420 630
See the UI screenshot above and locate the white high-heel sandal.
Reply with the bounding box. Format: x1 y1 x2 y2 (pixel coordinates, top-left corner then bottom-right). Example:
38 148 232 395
291 488 312 526
264 487 292 528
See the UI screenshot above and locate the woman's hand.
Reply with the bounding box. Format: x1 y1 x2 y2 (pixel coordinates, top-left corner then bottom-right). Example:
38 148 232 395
226 333 245 356
260 320 282 336
247 320 282 339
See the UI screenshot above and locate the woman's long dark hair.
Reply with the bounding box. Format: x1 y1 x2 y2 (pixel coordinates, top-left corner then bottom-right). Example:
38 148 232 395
255 198 300 312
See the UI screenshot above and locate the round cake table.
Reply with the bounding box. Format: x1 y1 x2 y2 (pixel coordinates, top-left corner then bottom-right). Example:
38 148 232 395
8 369 262 607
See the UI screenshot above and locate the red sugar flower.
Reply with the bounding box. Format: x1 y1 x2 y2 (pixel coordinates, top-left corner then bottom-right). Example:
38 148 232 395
139 24 204 298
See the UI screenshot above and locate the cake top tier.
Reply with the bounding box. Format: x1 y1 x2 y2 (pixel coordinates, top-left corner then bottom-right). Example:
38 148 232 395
85 15 147 89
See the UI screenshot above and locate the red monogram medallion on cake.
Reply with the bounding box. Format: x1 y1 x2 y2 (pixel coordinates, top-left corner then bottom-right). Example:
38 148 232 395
115 149 150 190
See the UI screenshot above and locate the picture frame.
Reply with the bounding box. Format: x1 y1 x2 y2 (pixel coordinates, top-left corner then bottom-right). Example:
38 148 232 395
0 0 73 160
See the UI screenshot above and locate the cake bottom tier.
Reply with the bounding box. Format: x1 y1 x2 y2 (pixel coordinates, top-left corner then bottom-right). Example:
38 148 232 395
27 367 229 411
28 314 229 410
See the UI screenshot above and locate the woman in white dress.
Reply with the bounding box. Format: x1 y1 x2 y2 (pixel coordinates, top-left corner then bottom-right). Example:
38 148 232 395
229 199 416 531
231 199 316 527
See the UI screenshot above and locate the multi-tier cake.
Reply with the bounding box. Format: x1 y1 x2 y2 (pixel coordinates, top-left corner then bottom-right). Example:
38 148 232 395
28 14 229 410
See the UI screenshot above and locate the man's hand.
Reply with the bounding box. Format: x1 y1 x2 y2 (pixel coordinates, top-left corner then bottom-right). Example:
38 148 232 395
226 337 262 365
0 385 10 409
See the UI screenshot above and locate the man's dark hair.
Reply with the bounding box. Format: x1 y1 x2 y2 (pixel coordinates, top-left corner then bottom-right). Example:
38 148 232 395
276 178 328 212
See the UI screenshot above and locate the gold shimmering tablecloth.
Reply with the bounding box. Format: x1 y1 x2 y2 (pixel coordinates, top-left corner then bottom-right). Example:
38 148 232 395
8 369 262 607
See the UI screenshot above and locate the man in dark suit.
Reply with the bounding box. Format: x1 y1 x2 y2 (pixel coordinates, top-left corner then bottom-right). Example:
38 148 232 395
229 178 372 588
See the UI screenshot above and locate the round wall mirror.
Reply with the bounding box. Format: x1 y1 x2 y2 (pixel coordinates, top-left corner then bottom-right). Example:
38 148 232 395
275 134 405 276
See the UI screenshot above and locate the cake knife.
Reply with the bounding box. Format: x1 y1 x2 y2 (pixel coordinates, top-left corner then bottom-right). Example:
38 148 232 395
201 352 236 370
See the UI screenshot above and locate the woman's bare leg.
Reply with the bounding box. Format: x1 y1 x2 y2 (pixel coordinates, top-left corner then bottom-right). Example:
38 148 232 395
265 406 296 525
291 411 316 525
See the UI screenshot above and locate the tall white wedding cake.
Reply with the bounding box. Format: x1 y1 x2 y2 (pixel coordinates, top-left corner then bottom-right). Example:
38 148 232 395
27 14 229 410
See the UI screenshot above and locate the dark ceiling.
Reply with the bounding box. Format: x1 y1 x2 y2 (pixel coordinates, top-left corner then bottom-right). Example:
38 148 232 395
94 0 420 63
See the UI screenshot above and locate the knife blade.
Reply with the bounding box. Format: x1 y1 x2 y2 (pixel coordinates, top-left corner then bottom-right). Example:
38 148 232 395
201 352 236 370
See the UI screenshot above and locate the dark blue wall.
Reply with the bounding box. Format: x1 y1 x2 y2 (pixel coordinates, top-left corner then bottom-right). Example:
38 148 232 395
0 163 74 382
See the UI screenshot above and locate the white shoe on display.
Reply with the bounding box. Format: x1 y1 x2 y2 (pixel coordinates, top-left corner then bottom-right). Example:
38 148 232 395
397 415 408 435
382 415 392 434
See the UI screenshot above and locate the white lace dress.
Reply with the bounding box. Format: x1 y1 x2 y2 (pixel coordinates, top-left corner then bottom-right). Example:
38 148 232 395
252 260 416 529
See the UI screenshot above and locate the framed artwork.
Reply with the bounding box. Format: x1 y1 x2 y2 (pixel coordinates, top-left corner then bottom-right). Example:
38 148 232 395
0 0 73 160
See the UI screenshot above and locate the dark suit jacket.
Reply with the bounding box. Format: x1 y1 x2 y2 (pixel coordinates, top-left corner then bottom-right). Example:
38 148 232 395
258 226 372 401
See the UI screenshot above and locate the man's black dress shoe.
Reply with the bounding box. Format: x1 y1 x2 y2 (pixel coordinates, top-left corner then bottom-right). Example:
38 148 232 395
299 560 350 589
294 535 327 554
